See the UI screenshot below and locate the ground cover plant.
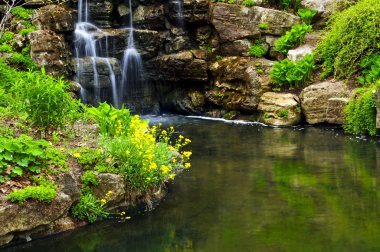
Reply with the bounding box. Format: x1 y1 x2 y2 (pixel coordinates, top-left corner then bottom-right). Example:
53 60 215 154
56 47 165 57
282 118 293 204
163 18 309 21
274 24 312 55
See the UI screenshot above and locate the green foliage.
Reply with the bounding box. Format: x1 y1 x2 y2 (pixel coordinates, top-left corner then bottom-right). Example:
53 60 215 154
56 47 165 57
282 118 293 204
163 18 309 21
315 0 380 79
258 23 269 30
0 44 13 53
0 31 14 43
87 102 131 137
277 109 289 118
249 41 267 57
71 193 108 223
19 27 36 36
269 54 314 87
0 134 67 183
228 0 236 4
343 86 378 136
266 0 301 10
356 54 380 86
241 0 255 7
215 55 223 61
275 24 312 54
12 68 73 132
297 8 317 25
82 170 98 193
7 186 57 204
10 7 33 20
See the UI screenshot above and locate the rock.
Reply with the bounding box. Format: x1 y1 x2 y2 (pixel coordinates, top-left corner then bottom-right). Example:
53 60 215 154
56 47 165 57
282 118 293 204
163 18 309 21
377 90 380 129
0 192 73 244
300 0 346 27
117 3 129 17
287 44 314 62
74 57 121 89
210 3 301 43
89 0 114 28
300 80 349 124
145 51 208 82
92 173 126 207
0 235 14 247
325 97 349 125
160 88 206 114
58 170 81 202
29 30 72 77
163 28 192 53
32 5 74 32
133 4 165 30
206 57 272 112
166 0 209 25
220 39 253 57
258 92 301 126
24 0 62 6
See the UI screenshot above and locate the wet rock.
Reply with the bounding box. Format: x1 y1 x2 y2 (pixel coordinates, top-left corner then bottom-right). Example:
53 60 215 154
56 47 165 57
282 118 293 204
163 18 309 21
145 51 208 82
92 173 126 207
376 90 380 129
29 30 72 77
0 235 14 247
220 39 254 57
183 0 209 24
300 80 349 124
74 57 121 89
206 57 272 112
325 97 349 125
89 0 114 28
258 92 301 126
210 3 301 43
133 4 165 30
32 5 74 32
160 88 206 114
0 192 73 245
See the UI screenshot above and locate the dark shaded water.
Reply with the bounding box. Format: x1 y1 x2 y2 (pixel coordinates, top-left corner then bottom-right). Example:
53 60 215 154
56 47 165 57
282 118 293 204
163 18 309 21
4 116 380 252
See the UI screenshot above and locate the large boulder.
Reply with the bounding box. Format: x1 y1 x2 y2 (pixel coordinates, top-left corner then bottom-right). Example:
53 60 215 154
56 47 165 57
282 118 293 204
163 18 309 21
300 80 349 124
32 5 74 32
210 3 301 43
89 0 114 28
325 97 349 125
258 92 301 126
133 4 166 30
145 50 208 83
206 57 272 112
29 30 72 77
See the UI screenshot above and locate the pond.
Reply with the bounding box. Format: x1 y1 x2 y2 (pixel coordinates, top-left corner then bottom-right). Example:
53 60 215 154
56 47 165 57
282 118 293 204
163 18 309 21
5 116 380 252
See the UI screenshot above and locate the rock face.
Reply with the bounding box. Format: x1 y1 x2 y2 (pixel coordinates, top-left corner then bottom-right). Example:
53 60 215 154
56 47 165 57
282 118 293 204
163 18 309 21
300 80 349 124
325 98 349 125
300 0 347 27
32 5 74 32
258 92 301 126
29 30 72 77
206 57 272 112
210 3 301 43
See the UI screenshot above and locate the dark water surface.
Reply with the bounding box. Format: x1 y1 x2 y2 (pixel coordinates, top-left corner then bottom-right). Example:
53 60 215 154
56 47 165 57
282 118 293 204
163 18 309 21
4 116 380 252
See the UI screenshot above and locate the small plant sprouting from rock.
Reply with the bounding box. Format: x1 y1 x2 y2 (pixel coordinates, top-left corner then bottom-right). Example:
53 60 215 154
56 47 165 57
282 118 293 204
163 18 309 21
275 24 312 55
249 41 267 57
297 8 317 25
258 23 269 30
241 0 255 7
277 109 289 118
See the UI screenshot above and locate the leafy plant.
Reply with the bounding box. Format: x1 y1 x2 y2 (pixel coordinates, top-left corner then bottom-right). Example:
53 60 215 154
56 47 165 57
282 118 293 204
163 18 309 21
0 44 13 53
277 109 289 118
71 193 109 223
7 186 57 205
269 54 315 87
315 0 380 79
275 24 312 54
82 170 98 193
241 0 255 7
343 85 378 136
0 134 67 183
258 23 269 30
8 52 36 69
215 55 223 61
228 0 236 4
297 8 317 25
357 53 380 86
87 102 131 137
0 31 14 43
12 68 73 132
10 7 33 20
249 41 267 57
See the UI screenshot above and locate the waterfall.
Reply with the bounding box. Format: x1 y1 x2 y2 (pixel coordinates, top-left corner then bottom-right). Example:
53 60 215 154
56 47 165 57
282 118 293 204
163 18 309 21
173 0 184 28
74 0 143 108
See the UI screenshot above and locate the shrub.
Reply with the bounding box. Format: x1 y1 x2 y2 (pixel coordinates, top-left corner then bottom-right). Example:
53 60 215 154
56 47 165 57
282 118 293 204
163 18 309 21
241 0 255 7
297 8 317 25
71 193 108 223
275 24 312 54
356 53 380 86
315 0 380 79
7 186 57 205
258 23 269 30
0 134 67 182
269 54 314 87
12 68 73 132
249 41 267 57
343 85 378 136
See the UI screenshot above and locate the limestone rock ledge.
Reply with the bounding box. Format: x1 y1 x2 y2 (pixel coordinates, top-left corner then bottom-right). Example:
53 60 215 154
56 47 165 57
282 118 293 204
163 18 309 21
0 171 168 248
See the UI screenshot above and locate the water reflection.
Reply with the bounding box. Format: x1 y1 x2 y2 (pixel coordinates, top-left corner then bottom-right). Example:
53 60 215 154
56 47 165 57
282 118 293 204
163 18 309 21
5 116 380 252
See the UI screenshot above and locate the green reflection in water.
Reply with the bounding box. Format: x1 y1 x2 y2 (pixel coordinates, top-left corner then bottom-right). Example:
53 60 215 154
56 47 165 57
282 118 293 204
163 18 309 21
4 117 380 252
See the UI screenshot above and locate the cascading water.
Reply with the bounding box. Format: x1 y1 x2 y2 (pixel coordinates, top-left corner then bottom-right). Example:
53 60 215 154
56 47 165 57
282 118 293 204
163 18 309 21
173 0 184 27
74 0 144 108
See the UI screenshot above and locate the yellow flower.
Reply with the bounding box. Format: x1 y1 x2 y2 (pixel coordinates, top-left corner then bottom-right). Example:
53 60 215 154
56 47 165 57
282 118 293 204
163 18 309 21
184 163 191 169
171 157 177 163
161 165 169 174
168 173 175 180
169 146 174 151
59 148 65 151
182 151 192 158
120 211 125 216
106 190 113 196
149 162 157 170
100 198 107 206
73 152 81 158
125 216 131 220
